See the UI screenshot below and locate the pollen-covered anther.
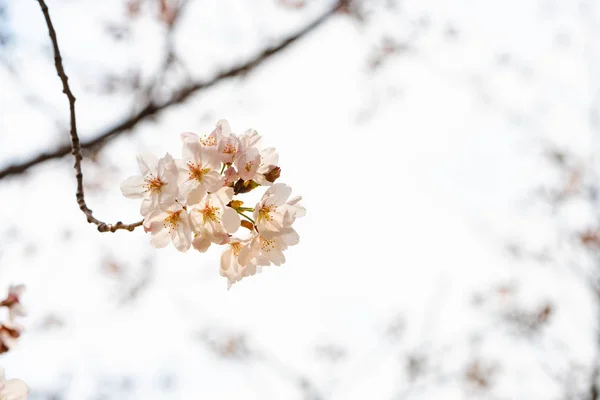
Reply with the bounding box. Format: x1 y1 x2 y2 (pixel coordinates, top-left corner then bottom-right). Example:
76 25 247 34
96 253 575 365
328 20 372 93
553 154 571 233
143 174 164 193
231 242 243 256
200 135 217 147
244 161 255 172
187 162 210 182
258 204 276 222
260 237 276 252
163 210 182 232
223 143 237 155
201 204 220 223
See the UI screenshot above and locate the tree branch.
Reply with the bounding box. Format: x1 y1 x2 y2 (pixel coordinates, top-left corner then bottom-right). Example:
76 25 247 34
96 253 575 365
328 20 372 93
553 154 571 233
1 1 344 181
35 0 143 233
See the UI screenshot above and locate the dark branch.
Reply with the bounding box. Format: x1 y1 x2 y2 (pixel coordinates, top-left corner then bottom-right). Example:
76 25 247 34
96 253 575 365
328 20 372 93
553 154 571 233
35 0 142 232
1 1 343 181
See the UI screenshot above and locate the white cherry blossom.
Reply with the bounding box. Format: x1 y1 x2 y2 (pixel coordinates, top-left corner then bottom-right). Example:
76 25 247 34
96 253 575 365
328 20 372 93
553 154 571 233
189 187 241 252
176 137 223 202
253 183 305 238
235 147 261 181
237 128 261 155
220 237 268 289
235 129 279 185
182 119 231 150
120 152 179 215
217 134 240 164
144 202 192 252
239 229 299 267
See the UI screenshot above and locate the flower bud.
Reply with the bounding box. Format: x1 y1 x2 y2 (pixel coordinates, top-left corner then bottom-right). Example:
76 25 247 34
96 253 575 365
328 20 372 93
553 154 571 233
233 179 260 194
263 166 281 183
240 220 255 231
228 200 244 210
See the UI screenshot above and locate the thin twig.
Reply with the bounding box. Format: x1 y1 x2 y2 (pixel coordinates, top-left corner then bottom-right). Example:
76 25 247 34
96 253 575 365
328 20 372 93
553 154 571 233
35 0 142 233
0 1 344 180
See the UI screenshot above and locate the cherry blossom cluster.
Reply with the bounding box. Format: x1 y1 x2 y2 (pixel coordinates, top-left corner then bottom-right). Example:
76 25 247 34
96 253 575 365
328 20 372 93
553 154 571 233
0 285 28 400
121 120 305 288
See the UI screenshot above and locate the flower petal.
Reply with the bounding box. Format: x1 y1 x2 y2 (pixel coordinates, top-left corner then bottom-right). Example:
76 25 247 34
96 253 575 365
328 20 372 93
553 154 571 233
120 175 146 198
136 152 158 175
3 379 28 400
222 207 241 234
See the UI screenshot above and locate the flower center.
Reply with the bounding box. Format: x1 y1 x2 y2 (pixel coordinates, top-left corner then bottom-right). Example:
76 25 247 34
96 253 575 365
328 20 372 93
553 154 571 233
260 237 275 252
201 204 220 223
258 204 276 222
163 210 182 231
222 143 237 155
244 161 255 172
200 135 216 147
231 242 242 256
144 174 164 194
187 162 210 182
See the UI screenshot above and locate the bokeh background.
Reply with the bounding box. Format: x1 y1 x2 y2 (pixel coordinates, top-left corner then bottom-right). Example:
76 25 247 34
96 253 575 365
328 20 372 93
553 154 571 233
1 0 600 398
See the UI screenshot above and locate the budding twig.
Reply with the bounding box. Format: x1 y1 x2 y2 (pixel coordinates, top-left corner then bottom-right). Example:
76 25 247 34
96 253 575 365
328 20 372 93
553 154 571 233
35 0 143 232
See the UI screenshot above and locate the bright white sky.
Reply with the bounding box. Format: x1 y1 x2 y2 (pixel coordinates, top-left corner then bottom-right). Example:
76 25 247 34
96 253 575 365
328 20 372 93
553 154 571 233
0 0 598 399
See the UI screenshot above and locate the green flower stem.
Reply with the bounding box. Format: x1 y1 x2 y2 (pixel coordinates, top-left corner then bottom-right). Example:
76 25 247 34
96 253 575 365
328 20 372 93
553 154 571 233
236 209 256 225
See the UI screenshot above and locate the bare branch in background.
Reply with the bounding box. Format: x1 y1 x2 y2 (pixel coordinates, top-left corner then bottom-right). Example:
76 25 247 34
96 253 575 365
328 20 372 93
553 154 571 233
0 1 345 181
35 0 143 232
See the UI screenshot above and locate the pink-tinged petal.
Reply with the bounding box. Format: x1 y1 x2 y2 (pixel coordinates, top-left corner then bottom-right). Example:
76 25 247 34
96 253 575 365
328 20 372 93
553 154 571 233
200 146 221 170
187 186 208 206
150 226 170 249
238 128 262 154
215 119 231 137
181 131 199 143
265 246 286 266
188 207 204 230
255 254 271 266
202 171 224 193
120 175 146 199
172 217 192 252
210 230 230 245
238 237 259 266
182 139 203 165
257 147 278 173
144 209 165 230
237 148 261 181
192 232 212 252
220 247 234 275
222 207 241 234
3 379 28 400
264 183 292 206
136 152 158 175
140 197 157 218
157 153 176 176
218 136 240 164
281 228 300 246
211 187 234 206
179 178 199 201
174 159 189 185
287 196 306 217
224 167 239 186
9 285 25 298
159 183 178 207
